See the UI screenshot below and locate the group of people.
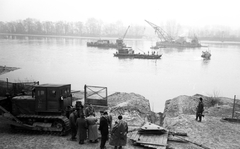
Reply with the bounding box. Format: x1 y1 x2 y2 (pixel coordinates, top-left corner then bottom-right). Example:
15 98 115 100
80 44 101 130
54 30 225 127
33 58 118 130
68 102 128 149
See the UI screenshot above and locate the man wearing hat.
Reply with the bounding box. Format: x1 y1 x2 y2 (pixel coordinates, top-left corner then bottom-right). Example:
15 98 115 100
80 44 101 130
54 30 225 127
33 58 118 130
196 97 204 122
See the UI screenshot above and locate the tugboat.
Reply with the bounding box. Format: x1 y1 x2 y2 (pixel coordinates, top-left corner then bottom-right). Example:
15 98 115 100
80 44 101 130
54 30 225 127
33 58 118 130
201 50 211 59
114 47 162 59
145 20 206 48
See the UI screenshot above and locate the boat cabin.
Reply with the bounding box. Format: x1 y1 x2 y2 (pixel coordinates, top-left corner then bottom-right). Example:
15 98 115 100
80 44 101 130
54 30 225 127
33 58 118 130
117 47 134 54
96 40 110 44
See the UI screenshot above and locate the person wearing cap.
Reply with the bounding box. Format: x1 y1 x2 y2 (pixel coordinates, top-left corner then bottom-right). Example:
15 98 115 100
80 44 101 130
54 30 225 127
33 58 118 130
109 115 128 149
76 101 84 117
196 97 204 122
85 103 95 117
99 111 109 149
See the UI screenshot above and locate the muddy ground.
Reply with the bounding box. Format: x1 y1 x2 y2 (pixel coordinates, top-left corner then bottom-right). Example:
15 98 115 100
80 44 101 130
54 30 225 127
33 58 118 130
0 92 151 149
0 117 146 149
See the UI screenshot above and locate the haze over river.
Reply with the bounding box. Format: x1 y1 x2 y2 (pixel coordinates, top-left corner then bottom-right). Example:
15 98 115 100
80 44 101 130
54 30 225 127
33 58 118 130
1 36 240 112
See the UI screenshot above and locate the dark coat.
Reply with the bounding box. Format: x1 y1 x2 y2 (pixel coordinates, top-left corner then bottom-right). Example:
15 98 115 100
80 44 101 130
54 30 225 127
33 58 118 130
197 101 204 113
109 120 128 146
69 111 77 128
98 116 109 136
76 117 88 140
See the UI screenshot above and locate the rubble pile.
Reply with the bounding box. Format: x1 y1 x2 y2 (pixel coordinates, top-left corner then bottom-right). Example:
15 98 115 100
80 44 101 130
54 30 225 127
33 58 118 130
108 92 152 126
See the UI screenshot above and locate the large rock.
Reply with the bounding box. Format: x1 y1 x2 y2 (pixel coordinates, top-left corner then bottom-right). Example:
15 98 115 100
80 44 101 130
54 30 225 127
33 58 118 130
108 92 151 115
108 92 152 126
72 91 160 127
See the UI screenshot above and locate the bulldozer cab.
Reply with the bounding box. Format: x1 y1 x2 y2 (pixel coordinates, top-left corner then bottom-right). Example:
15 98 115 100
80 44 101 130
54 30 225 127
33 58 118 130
35 84 72 114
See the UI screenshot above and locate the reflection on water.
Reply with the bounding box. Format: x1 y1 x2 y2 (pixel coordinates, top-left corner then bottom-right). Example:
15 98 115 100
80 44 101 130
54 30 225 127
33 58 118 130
202 59 211 67
1 36 240 112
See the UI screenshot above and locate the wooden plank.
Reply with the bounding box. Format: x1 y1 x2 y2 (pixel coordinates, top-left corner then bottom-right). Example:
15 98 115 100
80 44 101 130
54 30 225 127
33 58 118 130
133 131 140 141
129 131 138 140
129 130 168 149
134 140 167 147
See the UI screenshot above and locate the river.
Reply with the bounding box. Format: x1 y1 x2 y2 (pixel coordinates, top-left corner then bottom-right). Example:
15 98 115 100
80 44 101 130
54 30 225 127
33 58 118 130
1 35 240 112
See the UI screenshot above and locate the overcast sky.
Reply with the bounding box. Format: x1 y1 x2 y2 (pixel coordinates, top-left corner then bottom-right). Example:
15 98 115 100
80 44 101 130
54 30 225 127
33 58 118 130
0 0 240 28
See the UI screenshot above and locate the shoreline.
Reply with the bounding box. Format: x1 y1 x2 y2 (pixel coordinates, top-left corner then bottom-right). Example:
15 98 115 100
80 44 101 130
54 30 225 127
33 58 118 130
0 33 145 41
2 33 240 43
1 79 240 148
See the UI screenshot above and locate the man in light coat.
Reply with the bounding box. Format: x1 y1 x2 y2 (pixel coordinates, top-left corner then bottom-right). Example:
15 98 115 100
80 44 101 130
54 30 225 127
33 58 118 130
86 113 98 143
109 115 128 149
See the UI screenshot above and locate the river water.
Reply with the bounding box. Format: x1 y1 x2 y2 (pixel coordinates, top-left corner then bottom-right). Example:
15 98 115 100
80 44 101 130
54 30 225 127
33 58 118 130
1 36 240 112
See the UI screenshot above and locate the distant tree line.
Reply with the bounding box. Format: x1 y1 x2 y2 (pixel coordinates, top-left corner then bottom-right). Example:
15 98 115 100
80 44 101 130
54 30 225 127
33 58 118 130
1 18 240 41
0 18 144 38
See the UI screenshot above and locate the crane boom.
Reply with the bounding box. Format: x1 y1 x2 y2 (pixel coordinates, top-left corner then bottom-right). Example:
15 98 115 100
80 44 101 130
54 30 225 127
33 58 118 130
145 20 173 42
122 25 130 40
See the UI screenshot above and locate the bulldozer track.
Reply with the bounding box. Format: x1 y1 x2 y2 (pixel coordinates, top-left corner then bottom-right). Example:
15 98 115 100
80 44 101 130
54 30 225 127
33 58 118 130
16 114 70 136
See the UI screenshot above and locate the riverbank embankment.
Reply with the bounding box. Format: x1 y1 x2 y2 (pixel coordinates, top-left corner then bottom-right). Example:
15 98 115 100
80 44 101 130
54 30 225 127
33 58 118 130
1 65 240 148
163 94 240 149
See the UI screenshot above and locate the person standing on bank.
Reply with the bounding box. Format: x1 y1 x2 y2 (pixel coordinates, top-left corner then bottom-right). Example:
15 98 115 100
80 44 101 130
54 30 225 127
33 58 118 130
86 113 98 143
110 115 128 149
99 111 109 149
69 109 78 141
85 103 95 117
76 115 88 144
196 97 204 122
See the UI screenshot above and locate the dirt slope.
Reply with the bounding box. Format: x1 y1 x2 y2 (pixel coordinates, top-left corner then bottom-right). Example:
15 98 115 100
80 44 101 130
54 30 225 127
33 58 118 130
164 94 240 149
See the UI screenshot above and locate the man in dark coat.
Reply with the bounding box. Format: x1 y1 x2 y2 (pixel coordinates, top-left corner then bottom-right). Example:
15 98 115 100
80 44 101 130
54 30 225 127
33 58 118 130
99 111 109 149
196 97 204 122
69 110 78 141
76 101 84 117
76 115 88 144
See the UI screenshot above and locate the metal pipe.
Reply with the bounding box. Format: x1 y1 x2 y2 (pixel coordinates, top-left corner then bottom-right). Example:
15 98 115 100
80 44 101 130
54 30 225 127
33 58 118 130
232 95 236 118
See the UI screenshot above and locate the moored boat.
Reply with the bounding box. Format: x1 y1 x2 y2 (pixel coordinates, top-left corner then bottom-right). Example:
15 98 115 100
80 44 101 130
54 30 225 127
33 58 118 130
87 39 126 49
201 50 211 59
87 26 130 49
114 47 162 59
145 20 207 48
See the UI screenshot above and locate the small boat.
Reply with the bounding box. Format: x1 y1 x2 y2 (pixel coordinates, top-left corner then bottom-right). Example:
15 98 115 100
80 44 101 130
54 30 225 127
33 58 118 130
114 47 162 59
201 50 211 59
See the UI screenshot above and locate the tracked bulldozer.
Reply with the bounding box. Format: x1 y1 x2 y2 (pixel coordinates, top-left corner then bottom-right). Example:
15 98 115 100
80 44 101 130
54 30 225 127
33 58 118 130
0 84 73 135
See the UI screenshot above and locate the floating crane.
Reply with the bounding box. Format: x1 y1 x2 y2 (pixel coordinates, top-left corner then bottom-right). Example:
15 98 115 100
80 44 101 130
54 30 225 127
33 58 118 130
121 25 130 41
145 20 204 48
116 26 130 48
145 20 173 42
